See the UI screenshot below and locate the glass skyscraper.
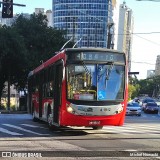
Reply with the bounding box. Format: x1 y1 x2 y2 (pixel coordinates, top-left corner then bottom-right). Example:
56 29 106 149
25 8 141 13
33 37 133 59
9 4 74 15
52 0 113 48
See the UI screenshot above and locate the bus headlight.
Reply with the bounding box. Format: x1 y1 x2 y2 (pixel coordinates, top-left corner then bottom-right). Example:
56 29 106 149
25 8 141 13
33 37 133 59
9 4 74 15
66 103 77 115
67 106 73 113
115 105 123 114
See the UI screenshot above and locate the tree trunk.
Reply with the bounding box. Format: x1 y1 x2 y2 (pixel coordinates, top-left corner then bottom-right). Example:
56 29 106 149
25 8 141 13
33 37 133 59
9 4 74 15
7 68 11 111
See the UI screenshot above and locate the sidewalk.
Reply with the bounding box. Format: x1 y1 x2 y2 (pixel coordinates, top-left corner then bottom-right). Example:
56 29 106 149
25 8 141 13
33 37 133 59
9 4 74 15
0 110 28 114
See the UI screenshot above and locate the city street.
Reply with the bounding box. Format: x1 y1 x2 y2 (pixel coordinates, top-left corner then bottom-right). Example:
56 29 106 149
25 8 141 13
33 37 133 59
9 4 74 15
0 112 160 159
1 0 160 159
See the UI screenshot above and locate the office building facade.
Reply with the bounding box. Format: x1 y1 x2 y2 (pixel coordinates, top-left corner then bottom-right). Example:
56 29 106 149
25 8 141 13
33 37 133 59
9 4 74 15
52 0 119 48
155 55 160 76
117 2 134 72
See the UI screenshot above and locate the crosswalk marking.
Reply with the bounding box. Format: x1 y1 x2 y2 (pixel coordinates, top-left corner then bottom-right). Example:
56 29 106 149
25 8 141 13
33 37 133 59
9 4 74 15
20 124 47 129
0 123 160 136
2 124 49 136
124 126 160 131
101 124 160 135
0 127 23 136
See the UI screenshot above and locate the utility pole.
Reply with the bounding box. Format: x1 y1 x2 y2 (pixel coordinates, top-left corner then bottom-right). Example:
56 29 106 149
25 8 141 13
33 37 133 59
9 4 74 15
72 17 76 44
107 23 114 49
7 68 11 111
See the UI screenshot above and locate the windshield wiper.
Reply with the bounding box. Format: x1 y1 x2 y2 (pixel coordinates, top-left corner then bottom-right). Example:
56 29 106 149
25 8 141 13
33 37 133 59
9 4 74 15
81 61 91 76
98 62 114 81
105 62 114 81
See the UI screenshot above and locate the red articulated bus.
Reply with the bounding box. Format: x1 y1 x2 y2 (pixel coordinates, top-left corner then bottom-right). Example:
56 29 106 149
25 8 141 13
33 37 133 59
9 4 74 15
28 47 128 130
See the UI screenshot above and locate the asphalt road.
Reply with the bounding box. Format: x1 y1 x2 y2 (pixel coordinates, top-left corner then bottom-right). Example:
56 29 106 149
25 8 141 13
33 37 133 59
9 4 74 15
0 111 160 160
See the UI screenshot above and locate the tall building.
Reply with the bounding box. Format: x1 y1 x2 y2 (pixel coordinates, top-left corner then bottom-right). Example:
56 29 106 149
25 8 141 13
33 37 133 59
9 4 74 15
34 8 53 27
111 0 120 50
52 0 119 48
117 1 134 72
155 55 160 76
46 10 53 27
35 8 45 14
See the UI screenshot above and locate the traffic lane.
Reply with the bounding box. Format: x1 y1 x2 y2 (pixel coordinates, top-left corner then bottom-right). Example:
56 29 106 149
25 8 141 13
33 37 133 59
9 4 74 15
0 114 90 138
0 114 160 159
125 111 160 123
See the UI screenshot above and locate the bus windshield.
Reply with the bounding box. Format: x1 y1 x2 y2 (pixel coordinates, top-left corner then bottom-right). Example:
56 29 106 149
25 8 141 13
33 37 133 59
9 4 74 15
66 63 125 101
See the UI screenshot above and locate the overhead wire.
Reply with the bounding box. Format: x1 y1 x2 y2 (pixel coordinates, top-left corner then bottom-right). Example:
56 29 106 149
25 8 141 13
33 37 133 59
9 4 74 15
130 61 156 65
54 1 159 65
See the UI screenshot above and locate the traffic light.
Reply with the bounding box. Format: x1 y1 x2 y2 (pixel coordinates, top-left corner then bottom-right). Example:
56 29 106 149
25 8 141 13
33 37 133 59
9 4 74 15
2 0 13 18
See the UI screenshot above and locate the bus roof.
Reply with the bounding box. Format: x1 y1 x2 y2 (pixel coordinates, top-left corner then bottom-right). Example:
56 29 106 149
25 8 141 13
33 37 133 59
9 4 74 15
28 48 125 78
28 51 65 78
64 48 125 54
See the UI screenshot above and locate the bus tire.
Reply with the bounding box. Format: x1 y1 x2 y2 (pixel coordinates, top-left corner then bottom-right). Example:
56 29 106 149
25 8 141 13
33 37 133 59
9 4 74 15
92 126 103 130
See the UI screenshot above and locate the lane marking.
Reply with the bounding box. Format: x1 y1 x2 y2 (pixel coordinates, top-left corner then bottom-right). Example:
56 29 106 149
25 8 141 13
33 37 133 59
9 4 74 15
20 124 47 129
2 124 50 136
0 127 23 136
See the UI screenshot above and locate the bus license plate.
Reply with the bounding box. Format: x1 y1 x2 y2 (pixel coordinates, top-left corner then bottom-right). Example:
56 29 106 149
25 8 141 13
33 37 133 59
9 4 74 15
89 121 100 125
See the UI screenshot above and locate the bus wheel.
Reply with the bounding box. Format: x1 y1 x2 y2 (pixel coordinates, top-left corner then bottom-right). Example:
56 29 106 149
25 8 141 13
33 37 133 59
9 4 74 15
92 126 103 130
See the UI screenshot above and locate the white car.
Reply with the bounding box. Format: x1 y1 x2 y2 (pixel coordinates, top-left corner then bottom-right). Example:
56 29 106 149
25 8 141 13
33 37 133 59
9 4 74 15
126 102 142 116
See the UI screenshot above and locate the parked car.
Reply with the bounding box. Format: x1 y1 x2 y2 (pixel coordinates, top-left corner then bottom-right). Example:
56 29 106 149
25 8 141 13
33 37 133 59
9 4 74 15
143 102 159 113
126 102 141 116
141 98 155 110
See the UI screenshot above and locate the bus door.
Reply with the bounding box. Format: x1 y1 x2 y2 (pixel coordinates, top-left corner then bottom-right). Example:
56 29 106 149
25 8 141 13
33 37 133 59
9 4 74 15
39 73 43 118
39 85 43 118
53 61 63 124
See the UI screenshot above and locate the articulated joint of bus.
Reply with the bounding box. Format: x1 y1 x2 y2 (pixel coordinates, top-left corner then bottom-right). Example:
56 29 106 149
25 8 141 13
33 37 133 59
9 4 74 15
66 103 124 116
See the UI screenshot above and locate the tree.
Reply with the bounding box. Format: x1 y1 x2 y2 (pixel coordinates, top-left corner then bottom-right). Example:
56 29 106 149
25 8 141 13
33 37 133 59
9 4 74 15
12 13 67 71
128 76 140 100
138 78 154 97
11 13 72 92
0 25 27 109
0 13 72 105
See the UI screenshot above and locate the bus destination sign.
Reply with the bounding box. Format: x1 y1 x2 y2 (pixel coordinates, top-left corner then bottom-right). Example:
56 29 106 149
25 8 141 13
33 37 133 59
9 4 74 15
67 52 125 63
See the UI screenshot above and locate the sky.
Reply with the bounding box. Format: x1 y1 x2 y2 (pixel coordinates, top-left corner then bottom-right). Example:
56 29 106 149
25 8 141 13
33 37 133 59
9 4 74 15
12 0 160 79
120 0 160 79
13 0 52 14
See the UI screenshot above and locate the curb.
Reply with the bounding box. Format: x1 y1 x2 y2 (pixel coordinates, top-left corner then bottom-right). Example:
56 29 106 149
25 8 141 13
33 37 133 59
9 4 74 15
0 110 28 114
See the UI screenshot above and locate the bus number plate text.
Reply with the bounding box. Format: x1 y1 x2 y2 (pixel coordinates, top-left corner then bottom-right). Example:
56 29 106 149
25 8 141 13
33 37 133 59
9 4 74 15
89 121 100 125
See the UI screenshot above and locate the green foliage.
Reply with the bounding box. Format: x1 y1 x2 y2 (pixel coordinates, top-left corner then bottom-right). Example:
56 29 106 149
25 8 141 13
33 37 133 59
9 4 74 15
128 76 140 100
0 26 27 97
138 78 154 97
128 75 160 99
138 76 160 97
0 13 71 98
12 13 67 70
0 105 5 110
128 84 137 100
